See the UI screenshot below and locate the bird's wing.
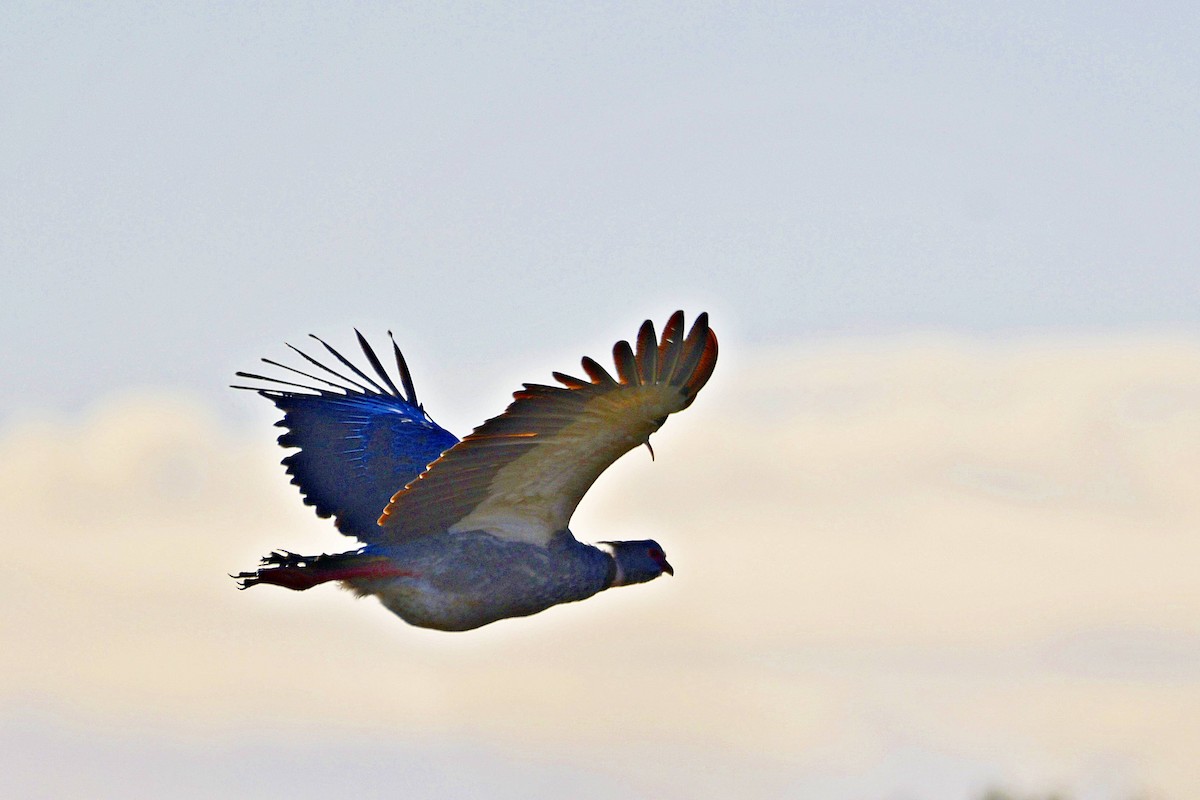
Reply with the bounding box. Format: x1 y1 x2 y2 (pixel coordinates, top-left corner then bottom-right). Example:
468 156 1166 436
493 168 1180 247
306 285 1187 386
377 311 717 546
233 331 459 543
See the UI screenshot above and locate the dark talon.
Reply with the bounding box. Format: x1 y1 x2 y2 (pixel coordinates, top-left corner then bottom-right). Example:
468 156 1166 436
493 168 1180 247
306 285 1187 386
231 570 259 590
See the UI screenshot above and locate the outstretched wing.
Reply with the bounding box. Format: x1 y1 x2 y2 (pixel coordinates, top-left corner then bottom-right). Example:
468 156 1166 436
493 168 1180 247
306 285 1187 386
377 311 717 545
234 331 459 543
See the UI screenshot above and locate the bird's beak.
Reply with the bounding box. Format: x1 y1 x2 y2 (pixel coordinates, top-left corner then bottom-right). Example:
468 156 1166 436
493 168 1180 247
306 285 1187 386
662 559 674 576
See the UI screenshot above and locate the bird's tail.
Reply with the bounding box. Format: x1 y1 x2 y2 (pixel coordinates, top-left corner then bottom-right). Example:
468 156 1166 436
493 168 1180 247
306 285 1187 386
232 550 411 591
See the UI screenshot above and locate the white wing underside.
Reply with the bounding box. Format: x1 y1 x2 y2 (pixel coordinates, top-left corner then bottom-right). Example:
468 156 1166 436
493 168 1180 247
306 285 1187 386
447 385 686 543
376 312 718 547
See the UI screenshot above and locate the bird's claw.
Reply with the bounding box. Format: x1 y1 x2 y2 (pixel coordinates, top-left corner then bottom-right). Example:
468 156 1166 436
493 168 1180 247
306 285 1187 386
232 550 310 590
229 570 258 590
261 550 307 568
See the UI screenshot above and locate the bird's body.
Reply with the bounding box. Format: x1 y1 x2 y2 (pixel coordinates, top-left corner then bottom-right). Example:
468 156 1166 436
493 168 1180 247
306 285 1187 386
360 531 613 631
234 311 715 631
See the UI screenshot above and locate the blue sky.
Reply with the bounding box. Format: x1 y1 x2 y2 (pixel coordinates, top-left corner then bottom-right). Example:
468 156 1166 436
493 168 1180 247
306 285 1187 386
2 2 1198 420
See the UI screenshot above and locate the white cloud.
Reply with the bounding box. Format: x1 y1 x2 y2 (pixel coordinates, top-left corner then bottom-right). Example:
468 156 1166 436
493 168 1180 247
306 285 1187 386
2 337 1198 799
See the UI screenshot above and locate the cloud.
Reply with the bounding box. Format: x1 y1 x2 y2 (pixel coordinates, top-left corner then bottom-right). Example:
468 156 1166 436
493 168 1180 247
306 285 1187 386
2 337 1198 799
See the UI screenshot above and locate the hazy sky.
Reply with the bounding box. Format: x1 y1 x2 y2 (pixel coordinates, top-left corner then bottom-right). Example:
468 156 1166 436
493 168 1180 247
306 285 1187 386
2 2 1198 419
3 3 1200 799
5 341 1199 799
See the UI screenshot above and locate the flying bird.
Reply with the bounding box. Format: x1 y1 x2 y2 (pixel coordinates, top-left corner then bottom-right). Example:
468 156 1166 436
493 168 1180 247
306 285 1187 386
232 311 717 631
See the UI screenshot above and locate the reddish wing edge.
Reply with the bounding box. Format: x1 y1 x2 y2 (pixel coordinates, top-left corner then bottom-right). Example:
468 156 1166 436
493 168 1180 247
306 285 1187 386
375 311 717 542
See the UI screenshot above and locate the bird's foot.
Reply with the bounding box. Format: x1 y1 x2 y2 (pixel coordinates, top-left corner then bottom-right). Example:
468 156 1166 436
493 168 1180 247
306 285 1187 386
260 550 311 569
232 550 328 591
232 551 414 591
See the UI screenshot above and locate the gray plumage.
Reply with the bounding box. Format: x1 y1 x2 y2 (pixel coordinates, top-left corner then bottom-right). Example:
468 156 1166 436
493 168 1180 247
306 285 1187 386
361 531 617 631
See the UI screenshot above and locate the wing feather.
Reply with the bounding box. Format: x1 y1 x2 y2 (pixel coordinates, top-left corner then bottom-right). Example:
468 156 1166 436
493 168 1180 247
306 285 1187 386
656 310 686 382
234 332 458 542
636 319 658 385
388 331 420 406
581 356 619 386
308 334 390 395
376 312 718 545
552 371 591 389
355 328 404 399
612 339 639 385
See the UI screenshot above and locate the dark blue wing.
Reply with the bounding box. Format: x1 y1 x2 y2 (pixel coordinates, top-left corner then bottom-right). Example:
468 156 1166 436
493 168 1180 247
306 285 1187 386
234 330 459 543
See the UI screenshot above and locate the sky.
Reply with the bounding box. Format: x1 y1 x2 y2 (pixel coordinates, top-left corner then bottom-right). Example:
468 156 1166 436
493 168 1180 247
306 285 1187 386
2 3 1199 799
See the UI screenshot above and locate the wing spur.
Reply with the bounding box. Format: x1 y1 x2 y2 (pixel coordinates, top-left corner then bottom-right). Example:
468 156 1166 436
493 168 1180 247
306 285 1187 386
234 331 459 543
377 311 717 546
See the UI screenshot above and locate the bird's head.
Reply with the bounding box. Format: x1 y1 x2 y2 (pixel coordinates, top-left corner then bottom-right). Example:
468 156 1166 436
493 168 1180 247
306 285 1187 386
601 539 674 587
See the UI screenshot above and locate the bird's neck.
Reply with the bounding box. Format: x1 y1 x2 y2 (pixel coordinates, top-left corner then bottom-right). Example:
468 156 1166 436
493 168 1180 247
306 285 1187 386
593 542 624 587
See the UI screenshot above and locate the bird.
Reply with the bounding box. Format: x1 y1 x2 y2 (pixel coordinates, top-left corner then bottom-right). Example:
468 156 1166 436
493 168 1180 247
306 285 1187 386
232 311 717 631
